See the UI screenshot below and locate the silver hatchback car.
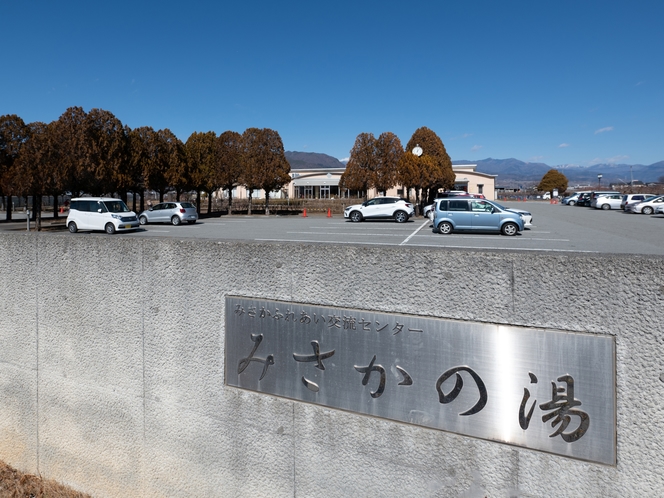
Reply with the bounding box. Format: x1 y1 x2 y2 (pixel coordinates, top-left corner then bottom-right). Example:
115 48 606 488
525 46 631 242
433 198 524 236
139 202 198 226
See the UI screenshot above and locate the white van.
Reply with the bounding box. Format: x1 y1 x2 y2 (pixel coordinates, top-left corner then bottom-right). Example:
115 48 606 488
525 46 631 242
67 197 140 234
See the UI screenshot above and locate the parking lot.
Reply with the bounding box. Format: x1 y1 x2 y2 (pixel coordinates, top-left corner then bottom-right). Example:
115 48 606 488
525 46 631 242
6 200 662 256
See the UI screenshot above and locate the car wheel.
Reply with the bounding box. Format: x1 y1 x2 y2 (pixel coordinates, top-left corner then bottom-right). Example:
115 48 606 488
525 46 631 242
349 211 362 223
68 222 77 233
105 223 116 234
501 222 518 236
569 200 576 206
642 206 654 215
601 204 610 210
171 215 181 225
394 210 408 223
139 216 148 225
438 221 453 234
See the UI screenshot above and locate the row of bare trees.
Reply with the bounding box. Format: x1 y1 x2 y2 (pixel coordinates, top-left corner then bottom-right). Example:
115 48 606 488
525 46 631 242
0 108 291 228
340 126 455 206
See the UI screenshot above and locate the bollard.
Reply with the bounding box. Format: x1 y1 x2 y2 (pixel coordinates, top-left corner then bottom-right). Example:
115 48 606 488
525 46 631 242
327 208 332 217
302 208 307 217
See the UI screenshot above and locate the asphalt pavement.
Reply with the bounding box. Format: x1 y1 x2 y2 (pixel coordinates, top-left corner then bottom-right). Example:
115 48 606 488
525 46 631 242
1 201 663 256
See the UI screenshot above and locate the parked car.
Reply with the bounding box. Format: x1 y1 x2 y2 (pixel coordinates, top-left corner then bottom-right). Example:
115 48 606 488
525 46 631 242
592 194 623 210
625 195 664 214
561 192 590 205
433 198 524 236
620 194 651 210
588 191 620 208
344 197 415 223
656 204 664 215
575 192 592 206
139 201 198 225
423 192 471 218
67 197 139 234
623 195 656 212
562 193 580 205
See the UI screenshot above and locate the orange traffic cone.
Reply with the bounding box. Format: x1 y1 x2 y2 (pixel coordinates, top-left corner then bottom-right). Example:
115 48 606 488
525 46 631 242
327 208 332 217
302 208 307 217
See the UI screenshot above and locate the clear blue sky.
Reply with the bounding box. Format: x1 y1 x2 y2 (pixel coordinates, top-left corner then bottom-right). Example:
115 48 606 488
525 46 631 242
2 1 662 166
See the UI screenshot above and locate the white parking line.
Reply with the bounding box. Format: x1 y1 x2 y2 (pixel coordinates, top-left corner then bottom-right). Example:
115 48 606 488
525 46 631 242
287 231 406 237
405 243 599 253
400 219 431 245
255 238 398 246
253 238 599 252
310 226 412 230
414 234 571 242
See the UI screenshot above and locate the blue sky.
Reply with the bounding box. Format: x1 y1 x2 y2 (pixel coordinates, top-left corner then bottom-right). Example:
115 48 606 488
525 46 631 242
2 1 662 166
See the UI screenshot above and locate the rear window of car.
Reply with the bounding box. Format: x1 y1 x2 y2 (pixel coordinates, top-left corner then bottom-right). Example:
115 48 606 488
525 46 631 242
449 200 469 211
436 200 448 211
180 202 195 208
70 200 99 212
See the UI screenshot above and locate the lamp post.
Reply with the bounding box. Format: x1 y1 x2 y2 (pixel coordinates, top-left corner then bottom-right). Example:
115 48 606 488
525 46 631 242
598 174 603 189
411 145 423 215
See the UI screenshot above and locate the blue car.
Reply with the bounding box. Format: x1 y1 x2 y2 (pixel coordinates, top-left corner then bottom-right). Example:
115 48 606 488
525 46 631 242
433 198 524 236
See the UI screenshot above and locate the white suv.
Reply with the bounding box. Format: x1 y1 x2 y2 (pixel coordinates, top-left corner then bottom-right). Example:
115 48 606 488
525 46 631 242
344 197 415 223
67 197 140 234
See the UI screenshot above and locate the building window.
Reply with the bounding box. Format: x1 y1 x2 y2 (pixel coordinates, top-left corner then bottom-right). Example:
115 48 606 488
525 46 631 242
478 184 484 194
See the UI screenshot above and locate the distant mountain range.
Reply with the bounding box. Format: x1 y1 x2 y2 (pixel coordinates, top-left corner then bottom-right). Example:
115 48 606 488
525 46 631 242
285 152 664 187
454 158 664 187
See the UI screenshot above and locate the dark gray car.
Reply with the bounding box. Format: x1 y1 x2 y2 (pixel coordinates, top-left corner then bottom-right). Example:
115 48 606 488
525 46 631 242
139 202 198 226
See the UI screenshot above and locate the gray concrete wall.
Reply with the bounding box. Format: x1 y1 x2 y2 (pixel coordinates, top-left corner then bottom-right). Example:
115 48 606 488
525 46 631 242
1 232 663 497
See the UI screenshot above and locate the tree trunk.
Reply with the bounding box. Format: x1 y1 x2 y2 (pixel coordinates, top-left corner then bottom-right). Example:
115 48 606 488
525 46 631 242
196 191 202 214
53 193 59 219
34 193 42 231
227 188 233 215
207 191 212 215
6 196 12 222
248 190 253 215
139 191 145 214
264 190 270 215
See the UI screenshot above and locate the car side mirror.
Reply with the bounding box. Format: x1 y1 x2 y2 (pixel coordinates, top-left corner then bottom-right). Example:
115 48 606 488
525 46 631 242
97 208 102 213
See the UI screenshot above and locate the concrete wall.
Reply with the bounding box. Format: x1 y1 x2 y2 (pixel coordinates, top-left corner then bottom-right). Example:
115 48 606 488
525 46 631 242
1 232 663 497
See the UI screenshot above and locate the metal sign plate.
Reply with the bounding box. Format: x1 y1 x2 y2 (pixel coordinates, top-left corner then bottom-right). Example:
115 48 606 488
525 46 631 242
225 297 616 465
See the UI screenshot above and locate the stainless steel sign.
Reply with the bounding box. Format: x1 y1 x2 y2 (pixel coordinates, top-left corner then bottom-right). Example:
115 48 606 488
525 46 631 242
225 297 616 465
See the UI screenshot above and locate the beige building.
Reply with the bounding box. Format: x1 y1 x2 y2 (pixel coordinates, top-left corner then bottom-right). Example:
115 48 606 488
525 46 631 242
223 164 496 201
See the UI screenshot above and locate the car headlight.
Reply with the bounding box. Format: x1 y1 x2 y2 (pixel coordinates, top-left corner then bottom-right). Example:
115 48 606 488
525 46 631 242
111 214 122 220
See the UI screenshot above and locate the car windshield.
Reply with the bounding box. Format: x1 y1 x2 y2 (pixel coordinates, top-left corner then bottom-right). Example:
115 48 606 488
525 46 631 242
103 200 130 213
486 201 506 211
